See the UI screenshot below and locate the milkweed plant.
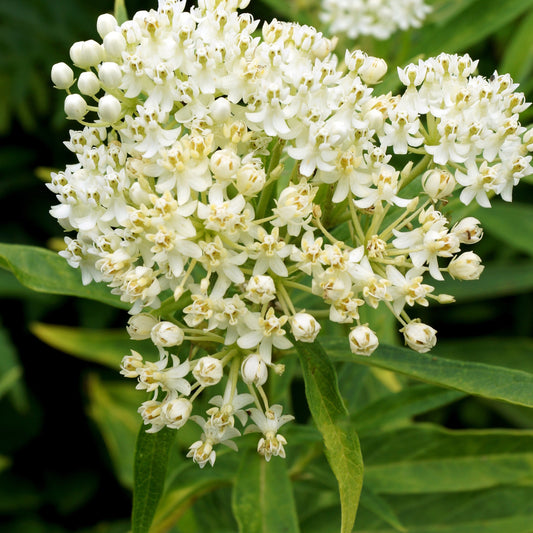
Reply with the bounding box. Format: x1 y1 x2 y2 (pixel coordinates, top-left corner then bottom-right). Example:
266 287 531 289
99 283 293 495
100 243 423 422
44 0 533 530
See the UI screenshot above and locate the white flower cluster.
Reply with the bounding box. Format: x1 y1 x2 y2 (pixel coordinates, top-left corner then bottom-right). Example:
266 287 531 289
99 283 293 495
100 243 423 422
319 0 431 40
49 0 532 466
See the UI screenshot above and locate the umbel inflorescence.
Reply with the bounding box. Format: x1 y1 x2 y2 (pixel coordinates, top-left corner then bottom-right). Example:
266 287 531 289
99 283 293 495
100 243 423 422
49 0 532 467
319 0 432 40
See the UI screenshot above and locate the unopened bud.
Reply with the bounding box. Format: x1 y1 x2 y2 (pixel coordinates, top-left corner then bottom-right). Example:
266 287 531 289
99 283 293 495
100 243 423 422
359 57 388 85
422 169 456 199
51 62 74 89
291 312 321 342
70 40 103 69
151 321 185 347
98 94 122 123
78 71 101 96
103 31 127 58
64 94 88 120
97 13 118 39
193 356 223 386
241 353 268 386
127 313 158 339
448 252 484 280
401 321 437 353
161 398 192 429
98 62 123 88
348 325 379 356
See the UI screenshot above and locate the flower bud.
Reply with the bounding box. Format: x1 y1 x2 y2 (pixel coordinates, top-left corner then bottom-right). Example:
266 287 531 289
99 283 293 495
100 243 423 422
161 398 192 429
236 163 266 196
64 94 88 120
245 275 276 304
193 356 223 386
348 325 379 356
422 169 456 199
401 321 437 353
209 149 241 180
98 62 123 88
103 31 127 58
448 252 484 280
51 62 74 89
97 13 118 39
127 313 158 339
98 94 122 123
452 217 483 244
359 57 388 85
151 321 185 347
290 312 321 342
120 350 144 378
78 71 101 96
241 353 268 386
210 97 231 122
70 40 103 69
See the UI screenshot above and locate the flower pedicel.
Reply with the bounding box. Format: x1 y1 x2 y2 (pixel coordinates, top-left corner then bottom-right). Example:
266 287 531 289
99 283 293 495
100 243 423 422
49 0 532 467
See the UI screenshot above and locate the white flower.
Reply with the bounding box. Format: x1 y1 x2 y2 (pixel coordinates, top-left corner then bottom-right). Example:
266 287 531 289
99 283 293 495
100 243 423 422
127 313 158 340
241 353 268 386
161 397 193 429
151 321 185 347
401 320 437 353
51 62 74 89
120 350 144 378
193 356 224 387
348 325 379 356
290 312 321 342
448 252 484 280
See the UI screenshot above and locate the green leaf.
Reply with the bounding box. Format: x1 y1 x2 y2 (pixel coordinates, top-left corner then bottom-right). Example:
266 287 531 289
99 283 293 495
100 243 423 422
433 261 533 302
324 337 533 408
477 203 533 256
362 424 533 494
114 0 129 24
303 485 533 532
86 375 143 488
232 451 300 533
30 323 156 370
500 9 533 84
152 454 237 533
411 0 533 58
360 488 406 532
352 384 465 434
293 336 364 533
132 425 176 533
0 324 22 400
435 337 533 374
0 244 128 309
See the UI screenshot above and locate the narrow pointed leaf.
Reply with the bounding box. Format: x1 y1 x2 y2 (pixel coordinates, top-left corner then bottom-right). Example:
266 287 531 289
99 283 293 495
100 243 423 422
232 451 300 533
352 384 465 434
30 323 156 369
325 337 533 408
292 336 364 533
132 425 176 533
362 425 533 494
477 203 533 256
114 0 128 24
0 244 127 309
360 488 407 532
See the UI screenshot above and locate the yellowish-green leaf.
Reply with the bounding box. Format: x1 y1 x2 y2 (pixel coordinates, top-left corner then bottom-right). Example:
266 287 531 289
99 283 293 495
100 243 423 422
232 451 300 533
30 323 156 370
86 374 143 488
114 0 128 24
500 9 533 84
0 244 127 309
352 384 465 434
477 203 533 256
362 425 533 494
293 336 364 533
325 337 533 408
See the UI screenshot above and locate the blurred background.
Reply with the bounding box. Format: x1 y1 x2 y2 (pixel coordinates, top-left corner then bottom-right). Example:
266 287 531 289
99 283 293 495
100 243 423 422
1 0 533 531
